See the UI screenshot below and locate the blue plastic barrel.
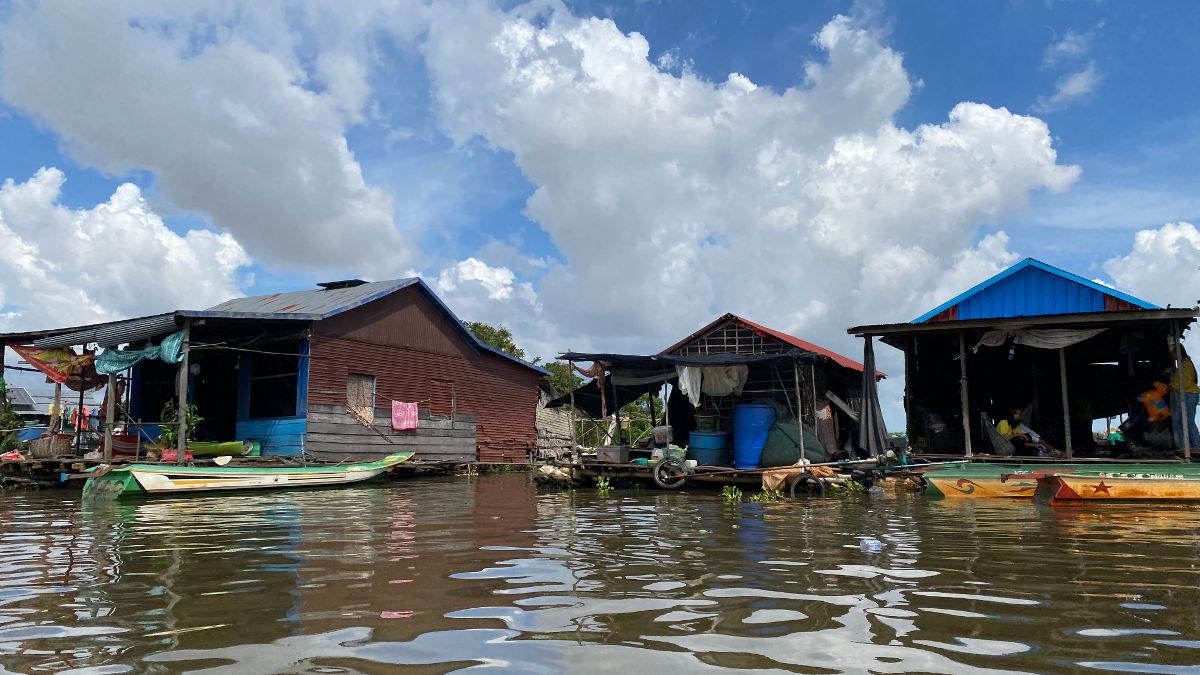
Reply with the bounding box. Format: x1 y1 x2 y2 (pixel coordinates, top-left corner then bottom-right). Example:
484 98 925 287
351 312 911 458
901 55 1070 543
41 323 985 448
732 404 777 469
688 431 729 466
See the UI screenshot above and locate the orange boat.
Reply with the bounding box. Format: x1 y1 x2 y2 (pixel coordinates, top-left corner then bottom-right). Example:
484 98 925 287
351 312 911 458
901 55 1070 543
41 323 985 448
1033 470 1200 504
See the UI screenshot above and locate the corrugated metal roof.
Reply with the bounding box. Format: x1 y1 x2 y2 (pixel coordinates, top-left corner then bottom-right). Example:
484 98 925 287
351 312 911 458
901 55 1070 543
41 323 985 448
5 386 35 409
29 313 180 349
661 313 880 377
912 258 1158 323
204 278 419 318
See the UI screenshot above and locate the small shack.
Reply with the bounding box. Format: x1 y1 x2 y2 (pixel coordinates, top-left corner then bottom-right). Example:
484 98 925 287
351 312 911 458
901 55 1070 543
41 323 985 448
552 313 883 465
0 278 547 464
849 258 1199 460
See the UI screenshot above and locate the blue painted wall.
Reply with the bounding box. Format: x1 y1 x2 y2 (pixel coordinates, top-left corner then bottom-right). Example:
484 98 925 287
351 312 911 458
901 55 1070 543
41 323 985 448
236 417 306 456
957 266 1105 320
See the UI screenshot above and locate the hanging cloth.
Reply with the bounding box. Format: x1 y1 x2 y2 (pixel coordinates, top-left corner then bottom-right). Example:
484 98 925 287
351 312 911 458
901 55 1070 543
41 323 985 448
976 328 1106 351
391 401 419 431
96 330 186 374
674 365 749 407
10 345 103 391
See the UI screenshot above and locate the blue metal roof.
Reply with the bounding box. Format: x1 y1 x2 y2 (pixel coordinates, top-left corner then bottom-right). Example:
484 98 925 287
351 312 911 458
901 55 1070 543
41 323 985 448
912 258 1158 323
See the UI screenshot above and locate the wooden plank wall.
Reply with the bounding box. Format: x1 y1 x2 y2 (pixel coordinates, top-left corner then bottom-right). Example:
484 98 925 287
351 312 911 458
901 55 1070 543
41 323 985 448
306 403 476 463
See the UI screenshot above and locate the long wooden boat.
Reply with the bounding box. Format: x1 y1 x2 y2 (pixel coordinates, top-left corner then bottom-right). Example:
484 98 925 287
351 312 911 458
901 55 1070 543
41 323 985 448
1033 470 1200 504
922 462 1200 500
82 452 414 500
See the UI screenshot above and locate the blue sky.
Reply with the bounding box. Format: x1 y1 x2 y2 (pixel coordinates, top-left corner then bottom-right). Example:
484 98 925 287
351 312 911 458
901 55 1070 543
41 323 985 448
1 0 1198 419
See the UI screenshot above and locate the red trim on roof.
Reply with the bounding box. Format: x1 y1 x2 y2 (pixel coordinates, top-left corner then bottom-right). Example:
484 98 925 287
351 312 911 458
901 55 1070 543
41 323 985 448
662 313 884 378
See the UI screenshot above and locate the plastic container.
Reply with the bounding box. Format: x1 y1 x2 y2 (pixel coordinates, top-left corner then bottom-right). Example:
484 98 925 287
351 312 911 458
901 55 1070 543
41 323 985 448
663 445 687 462
732 404 777 469
860 538 883 554
652 425 673 445
687 431 729 466
694 414 720 432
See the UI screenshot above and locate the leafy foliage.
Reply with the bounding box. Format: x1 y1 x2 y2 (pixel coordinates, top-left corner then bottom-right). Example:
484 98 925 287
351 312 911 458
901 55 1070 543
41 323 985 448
721 485 743 504
159 401 203 448
0 385 20 452
594 475 612 495
464 321 526 360
542 361 582 396
748 489 784 503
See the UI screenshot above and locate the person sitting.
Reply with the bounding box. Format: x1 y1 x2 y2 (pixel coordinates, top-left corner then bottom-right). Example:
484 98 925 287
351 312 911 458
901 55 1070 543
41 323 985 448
996 407 1055 455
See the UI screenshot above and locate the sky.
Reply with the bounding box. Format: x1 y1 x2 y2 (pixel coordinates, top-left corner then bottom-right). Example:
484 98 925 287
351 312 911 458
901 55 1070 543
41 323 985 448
0 0 1198 427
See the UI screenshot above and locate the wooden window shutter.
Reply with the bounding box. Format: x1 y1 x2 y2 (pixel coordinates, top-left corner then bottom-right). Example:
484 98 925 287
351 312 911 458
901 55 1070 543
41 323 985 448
347 373 375 425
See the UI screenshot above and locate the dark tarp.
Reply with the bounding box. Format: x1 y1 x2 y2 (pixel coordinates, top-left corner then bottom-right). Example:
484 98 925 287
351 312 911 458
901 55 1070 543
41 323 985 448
549 377 657 420
857 337 888 458
548 349 834 418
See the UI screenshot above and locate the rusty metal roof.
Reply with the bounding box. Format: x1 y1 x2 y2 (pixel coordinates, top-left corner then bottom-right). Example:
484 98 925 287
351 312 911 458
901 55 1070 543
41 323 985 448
202 278 419 318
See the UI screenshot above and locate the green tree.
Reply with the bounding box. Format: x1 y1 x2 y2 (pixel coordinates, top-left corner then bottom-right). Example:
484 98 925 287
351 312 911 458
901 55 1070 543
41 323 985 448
465 321 526 360
0 382 21 452
542 361 582 396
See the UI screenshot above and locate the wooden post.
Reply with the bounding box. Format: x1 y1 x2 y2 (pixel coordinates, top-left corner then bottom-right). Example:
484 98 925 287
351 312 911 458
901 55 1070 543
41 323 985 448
793 361 806 462
609 368 620 447
1175 322 1191 461
566 359 578 462
74 383 85 456
958 332 973 458
176 321 191 466
103 373 116 461
49 382 62 434
810 364 820 453
1059 347 1072 458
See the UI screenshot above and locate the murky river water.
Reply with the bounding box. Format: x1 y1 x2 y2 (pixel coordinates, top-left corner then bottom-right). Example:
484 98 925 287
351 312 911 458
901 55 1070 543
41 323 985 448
2 474 1200 674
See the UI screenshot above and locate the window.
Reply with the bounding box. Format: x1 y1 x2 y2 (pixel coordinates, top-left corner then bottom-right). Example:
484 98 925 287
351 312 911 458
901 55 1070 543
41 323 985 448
347 373 376 425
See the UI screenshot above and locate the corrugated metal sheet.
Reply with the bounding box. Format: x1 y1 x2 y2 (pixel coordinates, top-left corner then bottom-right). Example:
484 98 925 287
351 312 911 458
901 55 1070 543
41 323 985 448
29 313 180 348
662 313 874 375
914 258 1158 323
308 336 540 463
206 278 419 318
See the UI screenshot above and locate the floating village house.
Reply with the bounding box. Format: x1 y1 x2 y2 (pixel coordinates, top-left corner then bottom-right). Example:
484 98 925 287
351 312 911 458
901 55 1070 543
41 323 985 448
0 279 547 463
552 313 883 462
849 258 1199 460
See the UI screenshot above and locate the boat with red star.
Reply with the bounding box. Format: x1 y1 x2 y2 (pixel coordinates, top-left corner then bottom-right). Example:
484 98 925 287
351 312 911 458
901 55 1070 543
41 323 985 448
1032 470 1200 504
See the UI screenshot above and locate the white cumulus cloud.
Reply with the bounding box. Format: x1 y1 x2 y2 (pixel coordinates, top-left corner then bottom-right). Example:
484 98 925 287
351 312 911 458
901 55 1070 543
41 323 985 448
422 4 1079 363
1105 222 1200 310
0 167 250 333
0 1 415 273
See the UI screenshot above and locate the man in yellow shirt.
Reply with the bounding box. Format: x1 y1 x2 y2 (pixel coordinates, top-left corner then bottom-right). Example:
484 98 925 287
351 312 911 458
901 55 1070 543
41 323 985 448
1171 342 1199 451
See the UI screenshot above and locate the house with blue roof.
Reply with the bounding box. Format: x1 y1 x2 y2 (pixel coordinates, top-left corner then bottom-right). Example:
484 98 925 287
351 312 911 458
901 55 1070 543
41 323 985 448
0 279 548 464
850 258 1198 461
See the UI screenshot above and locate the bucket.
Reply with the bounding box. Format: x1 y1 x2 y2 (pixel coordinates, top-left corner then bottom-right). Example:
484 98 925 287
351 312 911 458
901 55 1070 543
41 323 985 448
694 414 720 432
687 431 729 466
652 425 673 445
732 404 777 469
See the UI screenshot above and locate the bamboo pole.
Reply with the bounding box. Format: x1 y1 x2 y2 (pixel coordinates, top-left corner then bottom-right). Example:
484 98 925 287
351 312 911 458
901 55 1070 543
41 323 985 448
959 332 973 458
1175 322 1191 461
103 373 116 461
176 321 191 466
793 361 806 462
1059 347 1073 458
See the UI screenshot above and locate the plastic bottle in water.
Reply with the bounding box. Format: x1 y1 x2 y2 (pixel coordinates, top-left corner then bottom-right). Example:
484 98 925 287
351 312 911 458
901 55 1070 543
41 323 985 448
860 537 883 553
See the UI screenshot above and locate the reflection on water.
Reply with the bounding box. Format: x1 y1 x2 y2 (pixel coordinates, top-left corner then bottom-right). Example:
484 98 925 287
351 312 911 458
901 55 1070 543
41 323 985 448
2 476 1200 673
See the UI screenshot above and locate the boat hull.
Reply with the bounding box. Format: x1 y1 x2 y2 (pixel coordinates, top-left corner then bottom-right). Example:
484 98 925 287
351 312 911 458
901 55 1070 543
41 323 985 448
923 463 1200 500
1036 471 1200 504
83 452 414 499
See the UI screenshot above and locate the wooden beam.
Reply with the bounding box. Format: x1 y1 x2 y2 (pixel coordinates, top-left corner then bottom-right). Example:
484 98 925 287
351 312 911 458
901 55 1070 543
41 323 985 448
1059 347 1073 458
49 382 62 435
176 321 191 466
103 373 116 461
959 331 973 458
1175 322 1191 461
793 362 806 461
567 358 578 463
825 391 859 423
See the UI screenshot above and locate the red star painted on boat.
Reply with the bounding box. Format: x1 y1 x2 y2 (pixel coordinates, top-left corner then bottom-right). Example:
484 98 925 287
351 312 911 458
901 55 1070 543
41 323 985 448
1092 481 1112 495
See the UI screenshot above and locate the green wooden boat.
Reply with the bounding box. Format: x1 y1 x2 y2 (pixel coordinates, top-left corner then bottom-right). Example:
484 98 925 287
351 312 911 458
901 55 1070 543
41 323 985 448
82 452 414 500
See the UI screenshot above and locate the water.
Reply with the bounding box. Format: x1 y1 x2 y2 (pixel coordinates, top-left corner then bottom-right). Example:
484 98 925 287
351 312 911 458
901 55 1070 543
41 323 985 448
2 474 1200 674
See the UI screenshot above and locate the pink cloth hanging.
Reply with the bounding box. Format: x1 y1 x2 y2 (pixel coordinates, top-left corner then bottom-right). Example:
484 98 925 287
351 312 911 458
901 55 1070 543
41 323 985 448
391 401 419 430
